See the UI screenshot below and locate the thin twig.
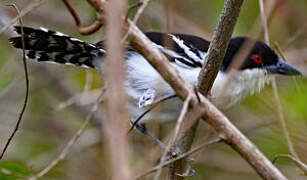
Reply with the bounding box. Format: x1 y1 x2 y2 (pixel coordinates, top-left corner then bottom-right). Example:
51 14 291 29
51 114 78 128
154 94 192 180
62 0 103 35
0 0 45 35
274 42 302 93
132 0 151 24
0 4 29 161
259 0 270 43
128 95 176 133
137 118 280 179
169 0 244 178
57 69 94 110
28 90 105 180
283 23 307 50
272 154 307 176
258 0 299 159
122 0 151 42
135 138 222 180
272 74 299 157
273 43 300 159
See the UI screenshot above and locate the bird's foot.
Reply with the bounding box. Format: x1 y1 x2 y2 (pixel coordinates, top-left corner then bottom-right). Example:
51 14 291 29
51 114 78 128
138 89 156 108
164 151 195 177
174 165 195 177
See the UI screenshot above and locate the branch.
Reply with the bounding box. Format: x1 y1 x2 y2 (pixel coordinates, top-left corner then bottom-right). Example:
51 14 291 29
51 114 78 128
273 154 307 176
0 4 30 160
169 0 244 178
135 138 222 180
259 0 299 162
154 95 192 180
63 0 103 35
103 0 133 179
198 0 244 94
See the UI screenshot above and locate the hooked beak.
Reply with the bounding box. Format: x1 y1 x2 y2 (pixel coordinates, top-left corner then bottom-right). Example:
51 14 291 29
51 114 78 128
265 59 302 76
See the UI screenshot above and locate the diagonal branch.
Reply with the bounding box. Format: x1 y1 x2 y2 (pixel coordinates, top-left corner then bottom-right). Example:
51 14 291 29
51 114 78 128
198 0 244 95
169 0 245 178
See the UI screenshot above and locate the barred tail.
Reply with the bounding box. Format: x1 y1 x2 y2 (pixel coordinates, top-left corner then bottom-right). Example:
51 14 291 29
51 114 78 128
9 26 104 69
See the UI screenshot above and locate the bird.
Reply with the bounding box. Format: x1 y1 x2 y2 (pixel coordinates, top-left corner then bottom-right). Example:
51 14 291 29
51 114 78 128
9 26 301 134
8 26 302 177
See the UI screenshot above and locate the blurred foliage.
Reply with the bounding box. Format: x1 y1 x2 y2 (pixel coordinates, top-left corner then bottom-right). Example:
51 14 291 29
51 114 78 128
0 161 32 180
0 0 306 179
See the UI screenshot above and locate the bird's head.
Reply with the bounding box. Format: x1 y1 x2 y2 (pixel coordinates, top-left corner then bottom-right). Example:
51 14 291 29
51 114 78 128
222 37 301 76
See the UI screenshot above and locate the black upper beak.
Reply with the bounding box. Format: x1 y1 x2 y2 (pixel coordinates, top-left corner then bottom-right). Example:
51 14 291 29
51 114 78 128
266 59 302 76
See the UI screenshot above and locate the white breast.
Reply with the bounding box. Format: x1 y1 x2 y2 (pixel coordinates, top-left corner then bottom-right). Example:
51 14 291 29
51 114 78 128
211 69 271 109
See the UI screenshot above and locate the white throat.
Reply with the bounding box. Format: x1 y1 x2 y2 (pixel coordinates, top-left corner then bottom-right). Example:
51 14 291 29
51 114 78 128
211 69 271 109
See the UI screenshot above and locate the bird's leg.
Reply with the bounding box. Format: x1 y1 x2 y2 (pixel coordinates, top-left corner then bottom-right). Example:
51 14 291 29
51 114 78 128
134 93 195 176
133 123 195 177
134 123 166 150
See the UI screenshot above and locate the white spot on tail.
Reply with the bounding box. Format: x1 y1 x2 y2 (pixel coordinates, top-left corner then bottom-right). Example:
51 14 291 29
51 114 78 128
40 27 48 32
89 44 96 48
81 64 90 69
70 37 83 42
55 31 69 37
64 62 75 66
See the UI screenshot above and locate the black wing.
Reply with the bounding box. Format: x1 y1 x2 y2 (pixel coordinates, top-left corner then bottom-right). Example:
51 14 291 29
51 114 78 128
96 32 210 68
144 32 210 68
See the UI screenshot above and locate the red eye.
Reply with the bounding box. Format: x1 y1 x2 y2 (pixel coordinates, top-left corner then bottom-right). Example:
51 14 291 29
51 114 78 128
253 55 262 64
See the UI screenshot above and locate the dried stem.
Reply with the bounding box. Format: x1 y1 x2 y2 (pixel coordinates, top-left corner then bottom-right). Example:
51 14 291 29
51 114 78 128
62 0 103 35
258 0 299 159
135 138 222 180
103 0 132 179
283 23 307 50
0 0 45 35
122 0 151 42
169 0 244 178
154 95 192 180
273 154 307 176
197 0 244 94
0 4 29 160
28 90 105 180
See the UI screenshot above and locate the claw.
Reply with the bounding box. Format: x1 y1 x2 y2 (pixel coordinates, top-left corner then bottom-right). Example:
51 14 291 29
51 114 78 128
138 89 156 108
188 157 195 163
174 165 195 177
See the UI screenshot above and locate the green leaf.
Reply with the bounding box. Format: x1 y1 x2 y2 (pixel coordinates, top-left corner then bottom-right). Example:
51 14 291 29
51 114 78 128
0 161 32 180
